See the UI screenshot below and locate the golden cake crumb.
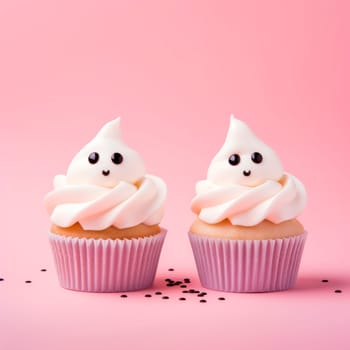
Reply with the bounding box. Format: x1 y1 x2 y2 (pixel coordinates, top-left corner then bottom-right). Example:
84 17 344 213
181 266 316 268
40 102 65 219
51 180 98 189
190 218 304 240
51 222 161 240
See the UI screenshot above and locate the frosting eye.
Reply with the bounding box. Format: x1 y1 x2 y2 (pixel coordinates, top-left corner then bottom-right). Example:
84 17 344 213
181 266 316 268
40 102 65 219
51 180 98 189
251 152 263 164
228 154 240 166
111 152 123 165
88 152 99 164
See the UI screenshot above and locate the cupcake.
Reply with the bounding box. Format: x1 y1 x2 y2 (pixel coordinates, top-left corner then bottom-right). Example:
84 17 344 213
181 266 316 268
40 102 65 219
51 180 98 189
189 115 307 292
44 118 167 292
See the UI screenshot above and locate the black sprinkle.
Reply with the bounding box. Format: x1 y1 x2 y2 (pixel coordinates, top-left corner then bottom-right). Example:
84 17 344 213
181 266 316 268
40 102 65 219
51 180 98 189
321 279 329 283
120 294 128 298
180 285 187 288
175 281 182 285
165 278 172 282
25 280 32 284
184 278 191 283
218 297 226 301
0 278 4 282
189 289 200 294
144 294 152 298
179 297 186 301
198 293 207 297
40 269 47 272
199 299 207 303
182 290 189 293
334 290 342 293
155 292 162 295
166 283 175 287
168 268 174 271
162 296 169 299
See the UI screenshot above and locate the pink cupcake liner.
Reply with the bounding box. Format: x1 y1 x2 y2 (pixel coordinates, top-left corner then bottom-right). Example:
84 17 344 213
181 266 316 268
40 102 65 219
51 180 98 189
188 232 307 293
49 229 166 292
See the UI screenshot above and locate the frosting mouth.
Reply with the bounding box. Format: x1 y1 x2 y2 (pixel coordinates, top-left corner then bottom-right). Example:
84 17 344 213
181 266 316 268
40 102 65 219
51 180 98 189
243 170 251 176
102 169 110 176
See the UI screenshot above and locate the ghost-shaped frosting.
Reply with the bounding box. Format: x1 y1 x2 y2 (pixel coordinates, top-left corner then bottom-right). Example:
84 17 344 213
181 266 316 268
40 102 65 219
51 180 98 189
66 118 146 188
191 115 307 226
45 118 166 230
207 115 284 187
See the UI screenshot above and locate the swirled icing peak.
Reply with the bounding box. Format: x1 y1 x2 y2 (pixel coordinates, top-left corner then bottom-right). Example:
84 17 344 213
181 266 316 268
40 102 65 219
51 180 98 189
45 118 166 230
208 115 284 187
191 115 306 226
66 118 146 188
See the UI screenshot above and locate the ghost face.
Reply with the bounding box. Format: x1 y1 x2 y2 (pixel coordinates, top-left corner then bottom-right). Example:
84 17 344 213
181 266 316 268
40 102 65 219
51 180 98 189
207 117 284 187
66 119 146 188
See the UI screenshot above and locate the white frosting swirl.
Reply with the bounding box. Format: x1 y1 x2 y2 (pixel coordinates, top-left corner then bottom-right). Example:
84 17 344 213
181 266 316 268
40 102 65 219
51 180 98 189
191 173 306 226
191 116 307 226
45 174 166 230
44 118 166 230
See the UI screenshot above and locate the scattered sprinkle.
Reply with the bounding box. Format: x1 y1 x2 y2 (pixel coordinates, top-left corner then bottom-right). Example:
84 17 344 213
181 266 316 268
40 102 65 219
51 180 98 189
189 289 200 294
321 279 329 283
334 290 342 293
1 267 233 305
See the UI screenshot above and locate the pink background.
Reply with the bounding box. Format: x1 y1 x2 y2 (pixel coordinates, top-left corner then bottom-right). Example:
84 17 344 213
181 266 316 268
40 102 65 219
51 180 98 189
1 0 349 349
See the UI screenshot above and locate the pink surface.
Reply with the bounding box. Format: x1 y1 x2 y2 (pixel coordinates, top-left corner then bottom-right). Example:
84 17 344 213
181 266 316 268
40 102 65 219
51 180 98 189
189 232 307 292
0 0 349 349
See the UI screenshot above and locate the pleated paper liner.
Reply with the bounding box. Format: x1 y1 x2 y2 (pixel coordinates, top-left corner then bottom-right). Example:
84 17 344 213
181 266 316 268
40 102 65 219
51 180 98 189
189 231 306 293
49 229 166 292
